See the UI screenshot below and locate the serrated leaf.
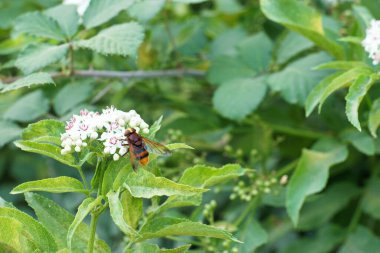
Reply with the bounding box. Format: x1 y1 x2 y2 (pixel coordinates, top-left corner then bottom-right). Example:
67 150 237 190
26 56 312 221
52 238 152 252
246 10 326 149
25 193 110 252
362 178 380 220
67 197 102 251
1 72 54 93
21 119 64 140
237 218 268 253
260 0 344 59
166 143 194 150
210 27 247 59
339 226 380 253
11 176 88 194
13 12 65 41
268 52 331 105
368 98 380 137
340 129 375 156
120 168 207 198
128 0 165 22
207 55 255 85
15 44 68 74
53 81 93 116
213 77 267 120
345 75 375 131
147 116 163 139
314 61 367 70
276 32 314 65
305 72 343 116
158 164 244 212
139 217 241 242
45 4 79 38
318 67 372 112
237 32 273 73
107 189 138 237
130 243 191 253
0 216 36 252
83 0 135 29
77 22 144 56
3 90 49 122
0 207 57 252
0 121 22 147
286 139 348 225
14 140 78 168
121 189 142 230
298 182 359 230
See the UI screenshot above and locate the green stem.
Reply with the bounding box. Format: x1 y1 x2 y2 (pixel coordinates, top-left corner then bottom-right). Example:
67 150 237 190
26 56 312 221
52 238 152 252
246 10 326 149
87 213 99 253
123 240 134 252
275 159 299 177
78 167 89 190
267 123 330 139
234 196 260 227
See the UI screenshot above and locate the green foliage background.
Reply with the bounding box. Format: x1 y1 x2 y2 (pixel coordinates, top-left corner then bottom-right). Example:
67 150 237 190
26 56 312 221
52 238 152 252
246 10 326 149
1 0 380 252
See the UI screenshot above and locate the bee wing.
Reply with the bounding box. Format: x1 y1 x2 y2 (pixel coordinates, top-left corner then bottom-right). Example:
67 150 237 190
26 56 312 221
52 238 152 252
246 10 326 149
127 143 139 171
142 137 171 156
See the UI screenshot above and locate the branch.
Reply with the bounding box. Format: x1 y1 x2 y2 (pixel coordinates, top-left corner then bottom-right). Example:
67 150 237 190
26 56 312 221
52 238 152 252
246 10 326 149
1 68 206 83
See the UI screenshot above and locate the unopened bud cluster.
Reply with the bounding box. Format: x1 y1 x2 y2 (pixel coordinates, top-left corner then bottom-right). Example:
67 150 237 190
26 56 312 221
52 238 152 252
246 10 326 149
60 106 149 161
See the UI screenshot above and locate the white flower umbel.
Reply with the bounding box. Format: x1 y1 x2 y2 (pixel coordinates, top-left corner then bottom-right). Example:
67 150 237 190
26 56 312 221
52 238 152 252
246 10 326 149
362 20 380 65
63 0 90 16
60 107 150 160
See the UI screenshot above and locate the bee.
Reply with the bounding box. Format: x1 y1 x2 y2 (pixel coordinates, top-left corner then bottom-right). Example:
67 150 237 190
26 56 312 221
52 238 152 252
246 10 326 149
123 127 171 171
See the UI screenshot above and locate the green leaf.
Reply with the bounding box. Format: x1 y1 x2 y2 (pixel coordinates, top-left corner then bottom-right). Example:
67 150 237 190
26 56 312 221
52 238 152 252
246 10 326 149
314 61 368 70
67 197 102 251
121 190 143 229
15 44 68 74
268 52 331 105
0 121 22 147
129 243 190 253
83 0 135 29
53 81 93 116
159 164 245 211
172 0 208 3
207 55 255 85
45 4 79 38
11 176 88 194
21 119 64 140
368 98 380 137
237 217 268 253
14 140 78 168
107 189 138 237
166 143 194 150
237 32 273 73
345 75 375 131
276 32 314 65
305 72 343 116
77 22 144 57
147 116 163 139
339 226 380 253
1 72 54 93
362 178 380 220
119 168 207 198
0 216 37 252
210 27 247 59
3 90 49 122
286 139 348 225
139 217 241 242
0 207 58 252
128 0 165 22
25 193 109 252
213 77 267 120
298 182 359 230
318 67 372 112
340 129 375 156
13 12 65 41
260 0 344 59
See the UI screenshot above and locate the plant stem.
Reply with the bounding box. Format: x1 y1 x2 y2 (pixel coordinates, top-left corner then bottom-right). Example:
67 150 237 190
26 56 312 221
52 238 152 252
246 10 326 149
78 167 89 190
87 213 99 253
275 159 299 177
234 196 260 227
266 123 330 139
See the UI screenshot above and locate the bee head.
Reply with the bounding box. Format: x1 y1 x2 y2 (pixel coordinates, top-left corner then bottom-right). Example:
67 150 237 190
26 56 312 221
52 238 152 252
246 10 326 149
124 128 135 136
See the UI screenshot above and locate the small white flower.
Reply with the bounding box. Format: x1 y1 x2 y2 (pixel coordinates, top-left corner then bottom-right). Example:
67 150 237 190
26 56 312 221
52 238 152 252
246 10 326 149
143 128 149 134
113 153 120 161
362 20 380 65
75 146 81 152
63 0 90 16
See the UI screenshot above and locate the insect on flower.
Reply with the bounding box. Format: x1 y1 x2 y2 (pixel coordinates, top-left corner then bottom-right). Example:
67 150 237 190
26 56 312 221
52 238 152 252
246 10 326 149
123 127 171 171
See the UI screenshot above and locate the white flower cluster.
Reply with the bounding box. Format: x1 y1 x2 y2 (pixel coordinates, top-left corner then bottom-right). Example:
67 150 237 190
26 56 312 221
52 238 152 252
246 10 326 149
63 0 90 16
362 20 380 65
60 107 149 161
